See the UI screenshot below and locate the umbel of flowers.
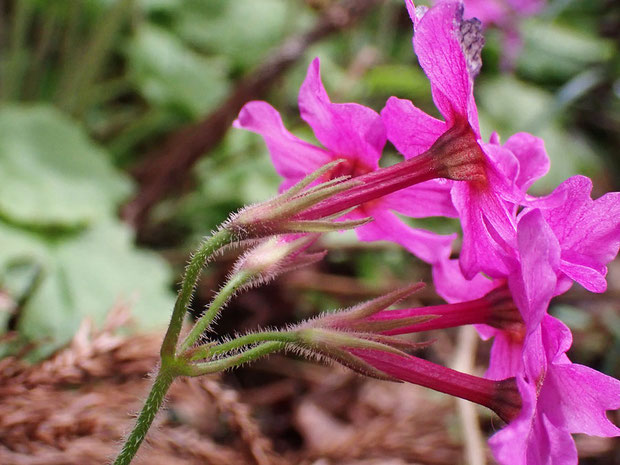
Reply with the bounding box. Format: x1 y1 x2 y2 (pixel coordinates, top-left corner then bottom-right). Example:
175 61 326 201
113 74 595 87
113 1 620 464
234 1 620 463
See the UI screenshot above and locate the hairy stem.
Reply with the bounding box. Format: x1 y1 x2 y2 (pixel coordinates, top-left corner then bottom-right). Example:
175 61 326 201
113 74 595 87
179 270 253 353
185 341 286 377
188 331 299 361
160 228 233 362
112 368 175 465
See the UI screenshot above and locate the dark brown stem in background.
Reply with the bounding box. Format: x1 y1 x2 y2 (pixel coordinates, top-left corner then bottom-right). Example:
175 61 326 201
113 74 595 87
122 0 383 230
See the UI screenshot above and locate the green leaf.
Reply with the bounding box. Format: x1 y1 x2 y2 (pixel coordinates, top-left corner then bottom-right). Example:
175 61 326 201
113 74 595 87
2 220 175 359
126 24 230 119
0 105 132 228
174 0 310 71
517 19 614 81
364 64 431 99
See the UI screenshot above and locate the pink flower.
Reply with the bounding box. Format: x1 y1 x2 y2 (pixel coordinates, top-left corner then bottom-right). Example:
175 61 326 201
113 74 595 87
360 206 620 464
490 315 620 465
433 182 620 380
234 58 457 264
382 0 531 279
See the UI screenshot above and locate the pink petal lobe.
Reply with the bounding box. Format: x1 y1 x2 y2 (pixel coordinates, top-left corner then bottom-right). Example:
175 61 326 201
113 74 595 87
432 258 500 304
542 363 620 437
559 259 607 293
233 101 332 184
413 1 481 133
534 176 620 292
486 331 523 380
452 183 516 279
539 316 620 437
298 58 385 169
381 97 446 159
479 141 523 203
508 209 560 330
381 180 457 218
490 376 579 465
503 132 550 192
404 0 419 26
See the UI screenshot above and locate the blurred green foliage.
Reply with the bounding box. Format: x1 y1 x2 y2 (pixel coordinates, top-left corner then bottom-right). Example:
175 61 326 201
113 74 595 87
0 0 617 364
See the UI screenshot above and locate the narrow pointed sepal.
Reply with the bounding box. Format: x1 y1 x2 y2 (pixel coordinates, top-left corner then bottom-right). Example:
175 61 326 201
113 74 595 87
309 282 426 330
224 160 367 240
281 217 373 233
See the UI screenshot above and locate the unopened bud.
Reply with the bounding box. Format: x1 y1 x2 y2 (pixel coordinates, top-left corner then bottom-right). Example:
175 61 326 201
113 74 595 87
233 234 325 287
225 160 372 239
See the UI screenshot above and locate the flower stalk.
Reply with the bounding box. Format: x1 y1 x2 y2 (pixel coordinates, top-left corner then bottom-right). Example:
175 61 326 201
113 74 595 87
112 368 176 465
160 228 234 362
179 270 254 354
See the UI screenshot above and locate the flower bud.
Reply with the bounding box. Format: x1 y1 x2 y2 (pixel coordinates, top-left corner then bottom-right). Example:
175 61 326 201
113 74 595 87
224 160 372 239
232 234 325 288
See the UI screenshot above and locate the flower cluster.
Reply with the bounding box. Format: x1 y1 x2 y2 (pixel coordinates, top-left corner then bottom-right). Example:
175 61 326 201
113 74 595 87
234 0 620 463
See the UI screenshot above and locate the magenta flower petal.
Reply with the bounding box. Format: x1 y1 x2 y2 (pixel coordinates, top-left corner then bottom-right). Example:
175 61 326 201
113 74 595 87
432 258 500 304
490 315 620 465
490 375 579 465
543 363 620 436
508 209 560 329
298 58 385 169
355 206 456 265
381 180 457 218
381 96 447 159
559 260 608 294
233 101 332 186
502 132 550 192
539 317 620 437
413 1 481 133
451 182 517 279
478 141 523 201
534 176 620 293
486 331 523 380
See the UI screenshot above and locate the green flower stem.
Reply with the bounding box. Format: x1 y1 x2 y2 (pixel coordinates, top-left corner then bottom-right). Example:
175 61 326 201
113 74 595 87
161 228 233 362
179 270 253 354
184 341 286 377
112 367 176 465
189 331 300 361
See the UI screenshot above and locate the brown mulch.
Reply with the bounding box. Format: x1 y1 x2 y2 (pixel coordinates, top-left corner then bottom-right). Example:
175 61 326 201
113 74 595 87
0 305 464 465
0 306 616 465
